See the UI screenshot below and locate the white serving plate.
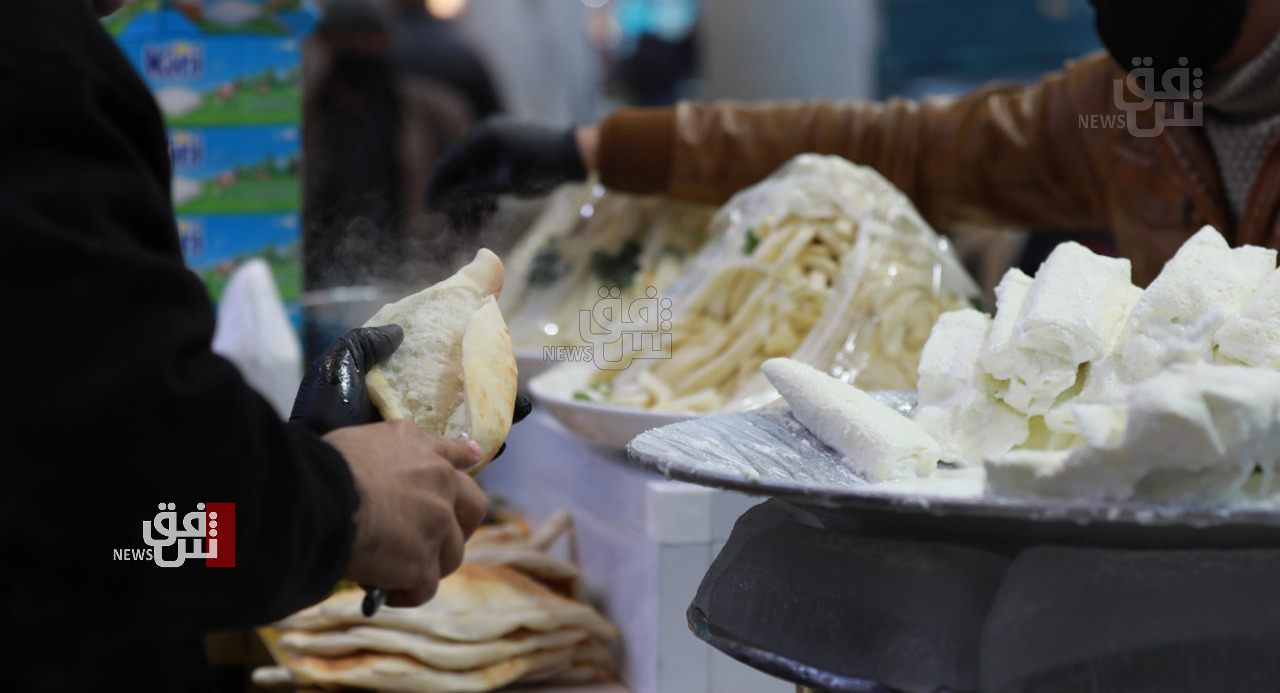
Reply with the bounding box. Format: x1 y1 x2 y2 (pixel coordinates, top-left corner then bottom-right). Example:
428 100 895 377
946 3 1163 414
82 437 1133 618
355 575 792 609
527 362 700 449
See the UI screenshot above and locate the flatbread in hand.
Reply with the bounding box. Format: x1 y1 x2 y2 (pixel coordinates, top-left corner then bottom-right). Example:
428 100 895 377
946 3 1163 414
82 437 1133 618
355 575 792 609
365 248 518 470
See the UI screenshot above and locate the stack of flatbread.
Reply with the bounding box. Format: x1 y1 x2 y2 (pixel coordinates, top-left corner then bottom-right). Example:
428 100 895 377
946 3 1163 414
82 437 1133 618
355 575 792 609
253 513 619 692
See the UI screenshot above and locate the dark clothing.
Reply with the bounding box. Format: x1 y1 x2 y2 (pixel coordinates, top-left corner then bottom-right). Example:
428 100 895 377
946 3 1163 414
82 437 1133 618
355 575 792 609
394 9 503 119
0 2 360 691
302 66 474 293
308 82 404 289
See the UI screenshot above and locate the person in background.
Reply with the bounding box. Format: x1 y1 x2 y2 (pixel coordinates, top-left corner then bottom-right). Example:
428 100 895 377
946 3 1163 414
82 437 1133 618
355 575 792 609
1 2 522 690
304 0 474 356
427 0 1280 287
390 0 504 119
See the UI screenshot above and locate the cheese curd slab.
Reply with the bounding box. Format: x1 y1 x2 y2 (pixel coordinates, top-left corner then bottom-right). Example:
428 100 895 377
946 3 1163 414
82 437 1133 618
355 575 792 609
980 268 1033 383
987 363 1280 501
1015 241 1137 363
1215 267 1280 368
986 244 1140 416
1112 226 1275 386
980 269 1073 414
915 309 1029 467
762 358 940 482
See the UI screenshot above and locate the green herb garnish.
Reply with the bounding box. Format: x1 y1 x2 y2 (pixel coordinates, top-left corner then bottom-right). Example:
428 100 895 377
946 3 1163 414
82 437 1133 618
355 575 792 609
743 228 759 255
590 240 643 289
529 239 567 287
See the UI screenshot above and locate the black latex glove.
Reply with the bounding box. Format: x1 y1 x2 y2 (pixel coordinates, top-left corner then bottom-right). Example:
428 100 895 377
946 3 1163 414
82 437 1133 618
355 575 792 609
290 325 404 436
290 324 533 459
427 117 587 231
492 394 533 461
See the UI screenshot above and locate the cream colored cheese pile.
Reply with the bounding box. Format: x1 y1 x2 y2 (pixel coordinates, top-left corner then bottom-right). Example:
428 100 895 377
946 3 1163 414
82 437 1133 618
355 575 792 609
772 226 1280 503
929 226 1280 502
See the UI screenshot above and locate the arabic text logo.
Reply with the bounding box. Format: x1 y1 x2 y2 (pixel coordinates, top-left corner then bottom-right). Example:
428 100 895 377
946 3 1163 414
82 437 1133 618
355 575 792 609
577 286 673 371
1109 56 1204 138
115 502 236 568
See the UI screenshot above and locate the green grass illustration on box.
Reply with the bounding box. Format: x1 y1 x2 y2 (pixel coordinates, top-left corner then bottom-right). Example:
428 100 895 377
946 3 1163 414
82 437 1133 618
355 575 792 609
103 0 163 37
178 214 302 304
122 36 302 126
168 1 318 37
169 126 300 214
167 70 301 126
107 1 318 38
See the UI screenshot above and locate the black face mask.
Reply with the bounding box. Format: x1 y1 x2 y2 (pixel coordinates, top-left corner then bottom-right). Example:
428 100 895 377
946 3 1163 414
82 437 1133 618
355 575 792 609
1088 0 1248 75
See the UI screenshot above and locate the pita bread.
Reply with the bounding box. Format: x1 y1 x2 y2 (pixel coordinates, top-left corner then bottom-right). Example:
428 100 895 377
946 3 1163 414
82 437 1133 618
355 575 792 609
542 664 614 684
463 543 587 601
275 564 618 642
268 637 614 693
466 515 532 547
364 248 518 469
286 646 577 693
575 638 614 668
464 510 585 598
278 626 587 671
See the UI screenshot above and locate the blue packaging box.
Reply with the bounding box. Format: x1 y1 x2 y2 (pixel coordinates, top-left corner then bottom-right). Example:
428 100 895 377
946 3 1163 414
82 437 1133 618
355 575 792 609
119 36 302 125
168 124 300 214
177 212 303 325
105 1 318 38
166 1 319 37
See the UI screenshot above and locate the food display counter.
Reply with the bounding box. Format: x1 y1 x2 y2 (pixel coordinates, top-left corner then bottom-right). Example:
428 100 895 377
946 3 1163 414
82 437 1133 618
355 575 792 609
477 409 790 693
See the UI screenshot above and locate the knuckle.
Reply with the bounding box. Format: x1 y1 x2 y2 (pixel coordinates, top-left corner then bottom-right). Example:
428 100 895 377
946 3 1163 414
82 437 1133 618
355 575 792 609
417 497 454 524
416 461 454 486
416 582 439 603
440 547 463 576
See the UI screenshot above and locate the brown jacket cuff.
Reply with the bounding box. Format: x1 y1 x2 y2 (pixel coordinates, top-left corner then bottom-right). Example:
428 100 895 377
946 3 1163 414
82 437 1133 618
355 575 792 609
598 107 675 195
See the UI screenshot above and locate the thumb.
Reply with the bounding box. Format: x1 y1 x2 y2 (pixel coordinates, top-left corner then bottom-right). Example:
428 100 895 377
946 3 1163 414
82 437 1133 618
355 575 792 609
346 325 405 372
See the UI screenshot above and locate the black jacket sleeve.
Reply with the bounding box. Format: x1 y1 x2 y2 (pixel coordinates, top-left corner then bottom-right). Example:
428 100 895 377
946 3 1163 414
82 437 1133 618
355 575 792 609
0 0 360 668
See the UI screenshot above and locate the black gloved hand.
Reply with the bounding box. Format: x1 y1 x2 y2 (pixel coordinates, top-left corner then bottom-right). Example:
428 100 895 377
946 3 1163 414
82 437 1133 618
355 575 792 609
491 393 533 461
290 325 404 436
427 118 587 231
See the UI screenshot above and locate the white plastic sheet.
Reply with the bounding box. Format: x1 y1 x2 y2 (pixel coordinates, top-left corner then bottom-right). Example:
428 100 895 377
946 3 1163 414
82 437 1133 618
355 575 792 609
212 259 303 418
603 154 982 413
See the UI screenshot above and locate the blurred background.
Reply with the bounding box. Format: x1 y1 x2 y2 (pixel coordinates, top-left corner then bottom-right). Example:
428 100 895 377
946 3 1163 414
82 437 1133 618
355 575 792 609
107 0 1107 360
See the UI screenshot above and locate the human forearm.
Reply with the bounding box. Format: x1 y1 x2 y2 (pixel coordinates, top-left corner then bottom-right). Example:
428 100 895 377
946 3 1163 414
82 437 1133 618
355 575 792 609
594 57 1113 231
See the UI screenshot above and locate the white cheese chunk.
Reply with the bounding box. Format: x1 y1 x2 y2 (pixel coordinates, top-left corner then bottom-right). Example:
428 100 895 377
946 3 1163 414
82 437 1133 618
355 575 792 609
1215 267 1280 368
915 309 1029 467
987 363 1280 501
762 357 940 483
1016 241 1137 363
981 268 1075 414
980 268 1033 383
987 244 1142 416
1111 226 1275 387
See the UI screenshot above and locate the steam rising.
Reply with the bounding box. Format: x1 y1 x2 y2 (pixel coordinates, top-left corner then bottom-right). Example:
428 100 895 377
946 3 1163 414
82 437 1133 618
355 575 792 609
305 193 544 303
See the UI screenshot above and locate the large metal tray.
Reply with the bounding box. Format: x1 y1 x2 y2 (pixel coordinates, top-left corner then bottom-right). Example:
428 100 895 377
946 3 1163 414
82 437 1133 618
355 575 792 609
625 402 1280 549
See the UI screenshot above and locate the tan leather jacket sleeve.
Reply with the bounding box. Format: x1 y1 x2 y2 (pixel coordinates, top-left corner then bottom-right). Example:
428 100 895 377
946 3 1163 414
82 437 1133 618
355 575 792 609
597 52 1119 233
